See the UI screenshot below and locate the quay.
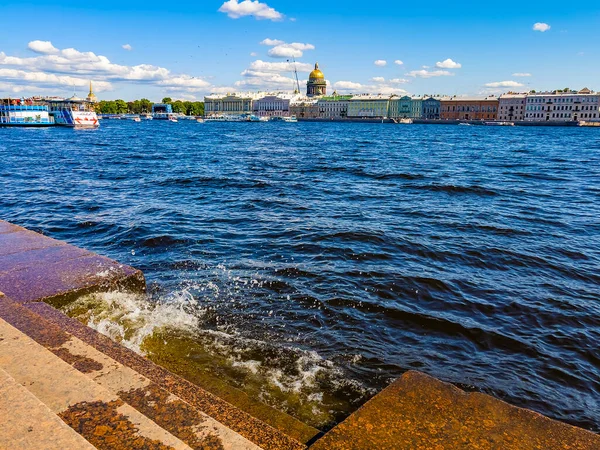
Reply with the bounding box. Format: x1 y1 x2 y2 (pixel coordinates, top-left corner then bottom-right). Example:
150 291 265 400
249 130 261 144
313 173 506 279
0 219 599 449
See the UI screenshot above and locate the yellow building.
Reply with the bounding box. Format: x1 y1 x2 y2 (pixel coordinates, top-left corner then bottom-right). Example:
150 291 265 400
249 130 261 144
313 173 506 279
307 63 327 97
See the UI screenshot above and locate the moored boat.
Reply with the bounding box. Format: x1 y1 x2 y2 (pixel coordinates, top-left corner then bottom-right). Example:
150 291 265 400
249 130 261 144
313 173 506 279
47 96 99 128
0 98 55 127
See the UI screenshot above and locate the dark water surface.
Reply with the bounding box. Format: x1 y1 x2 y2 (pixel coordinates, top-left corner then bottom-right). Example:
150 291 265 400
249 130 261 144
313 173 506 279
1 121 599 431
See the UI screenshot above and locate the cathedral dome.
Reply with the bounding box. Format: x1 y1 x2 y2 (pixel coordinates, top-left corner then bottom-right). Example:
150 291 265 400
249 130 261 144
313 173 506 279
309 63 325 80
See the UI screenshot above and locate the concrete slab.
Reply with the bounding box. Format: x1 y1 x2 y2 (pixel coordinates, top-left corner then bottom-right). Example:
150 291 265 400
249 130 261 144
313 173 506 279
0 317 193 450
0 220 144 305
0 367 96 450
25 301 311 450
310 370 600 450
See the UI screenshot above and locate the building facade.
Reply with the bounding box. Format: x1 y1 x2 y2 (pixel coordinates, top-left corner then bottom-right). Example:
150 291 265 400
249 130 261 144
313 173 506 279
253 94 299 117
204 93 260 116
307 63 327 97
498 94 526 121
317 95 352 119
440 97 499 120
347 95 390 118
422 97 441 119
290 99 319 118
524 89 600 122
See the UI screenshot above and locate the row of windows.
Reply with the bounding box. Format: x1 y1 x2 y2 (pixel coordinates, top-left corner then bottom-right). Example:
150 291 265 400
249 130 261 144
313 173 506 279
527 97 599 103
443 106 498 112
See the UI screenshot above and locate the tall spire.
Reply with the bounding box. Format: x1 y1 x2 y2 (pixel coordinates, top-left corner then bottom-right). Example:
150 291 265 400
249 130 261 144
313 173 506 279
88 81 93 97
86 80 98 103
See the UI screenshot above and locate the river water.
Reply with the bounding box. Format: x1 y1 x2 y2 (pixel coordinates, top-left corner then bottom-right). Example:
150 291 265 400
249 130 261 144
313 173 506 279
1 120 599 431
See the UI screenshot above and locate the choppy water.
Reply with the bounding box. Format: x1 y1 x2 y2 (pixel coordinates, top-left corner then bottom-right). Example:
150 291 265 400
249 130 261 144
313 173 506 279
1 121 599 431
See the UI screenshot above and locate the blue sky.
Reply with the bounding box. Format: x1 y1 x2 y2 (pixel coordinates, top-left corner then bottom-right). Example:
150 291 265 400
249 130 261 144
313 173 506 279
1 0 599 100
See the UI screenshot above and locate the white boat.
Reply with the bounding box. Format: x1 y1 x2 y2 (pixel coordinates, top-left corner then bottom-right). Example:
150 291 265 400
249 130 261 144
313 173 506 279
484 121 514 126
196 118 205 123
169 118 178 123
132 117 141 122
458 122 472 126
270 115 298 123
47 96 99 128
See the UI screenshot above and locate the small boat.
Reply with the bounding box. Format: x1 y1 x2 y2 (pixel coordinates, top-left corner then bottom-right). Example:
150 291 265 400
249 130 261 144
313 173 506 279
270 115 298 123
169 118 178 123
196 118 204 123
458 122 472 126
484 121 514 126
132 117 141 122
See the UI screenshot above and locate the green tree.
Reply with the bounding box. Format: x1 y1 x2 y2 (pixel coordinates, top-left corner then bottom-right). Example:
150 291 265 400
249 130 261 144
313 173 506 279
161 97 172 104
171 100 185 114
114 99 128 114
139 98 152 113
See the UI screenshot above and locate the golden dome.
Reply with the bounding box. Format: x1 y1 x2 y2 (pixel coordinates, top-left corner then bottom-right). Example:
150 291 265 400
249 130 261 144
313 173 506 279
309 62 324 80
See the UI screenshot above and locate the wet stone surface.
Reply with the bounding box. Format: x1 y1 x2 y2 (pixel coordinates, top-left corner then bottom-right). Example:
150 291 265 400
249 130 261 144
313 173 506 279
59 399 177 450
119 384 225 450
311 371 600 450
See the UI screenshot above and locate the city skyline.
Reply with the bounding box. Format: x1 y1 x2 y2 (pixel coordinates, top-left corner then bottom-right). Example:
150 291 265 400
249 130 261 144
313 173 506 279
1 0 599 101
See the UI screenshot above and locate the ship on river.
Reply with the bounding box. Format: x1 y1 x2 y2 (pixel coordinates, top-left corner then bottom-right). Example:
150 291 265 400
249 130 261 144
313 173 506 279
0 98 55 127
47 96 99 128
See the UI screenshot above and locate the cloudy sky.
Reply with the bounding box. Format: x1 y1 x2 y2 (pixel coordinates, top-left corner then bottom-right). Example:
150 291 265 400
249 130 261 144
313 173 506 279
1 0 599 100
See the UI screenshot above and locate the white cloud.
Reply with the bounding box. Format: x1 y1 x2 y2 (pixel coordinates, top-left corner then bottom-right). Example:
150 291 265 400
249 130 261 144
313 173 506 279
235 71 300 90
260 38 285 46
28 40 59 55
334 81 364 90
218 0 283 21
250 52 258 56
512 72 531 77
249 59 312 73
484 80 524 88
371 76 385 82
435 58 461 69
389 78 410 84
407 69 454 78
268 43 315 58
533 22 551 32
122 44 132 51
333 80 408 95
0 68 113 91
0 40 214 96
394 60 403 66
374 60 387 67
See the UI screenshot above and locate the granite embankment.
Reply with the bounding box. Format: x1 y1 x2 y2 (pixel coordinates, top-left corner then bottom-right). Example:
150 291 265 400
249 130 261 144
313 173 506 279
0 219 598 449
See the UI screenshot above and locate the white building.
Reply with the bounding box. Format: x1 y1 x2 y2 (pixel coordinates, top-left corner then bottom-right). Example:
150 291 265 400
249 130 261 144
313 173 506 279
316 94 352 119
498 93 526 121
524 88 600 122
252 93 302 117
204 92 264 116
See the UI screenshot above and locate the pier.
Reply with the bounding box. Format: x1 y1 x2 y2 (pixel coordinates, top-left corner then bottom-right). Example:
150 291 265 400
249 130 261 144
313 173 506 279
0 219 599 449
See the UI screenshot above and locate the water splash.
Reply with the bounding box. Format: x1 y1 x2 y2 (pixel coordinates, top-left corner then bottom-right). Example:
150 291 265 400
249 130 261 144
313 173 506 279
61 289 373 429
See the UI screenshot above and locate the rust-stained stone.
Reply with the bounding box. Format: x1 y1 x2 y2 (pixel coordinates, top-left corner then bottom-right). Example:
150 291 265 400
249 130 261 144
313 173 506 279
0 244 93 275
26 301 309 450
59 399 177 450
52 347 105 373
0 221 25 234
0 221 145 305
0 254 145 305
119 384 225 450
310 370 600 450
0 229 65 256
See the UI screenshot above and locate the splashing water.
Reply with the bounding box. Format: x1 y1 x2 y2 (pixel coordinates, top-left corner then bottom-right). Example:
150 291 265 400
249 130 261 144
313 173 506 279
61 288 374 429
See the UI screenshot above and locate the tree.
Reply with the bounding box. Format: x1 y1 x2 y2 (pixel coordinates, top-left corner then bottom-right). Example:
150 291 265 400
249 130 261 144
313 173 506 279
161 97 172 104
115 99 128 114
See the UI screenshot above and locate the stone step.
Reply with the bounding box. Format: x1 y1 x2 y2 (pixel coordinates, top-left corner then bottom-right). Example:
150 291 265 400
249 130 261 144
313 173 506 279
0 366 96 450
0 315 195 450
0 296 308 450
0 220 319 447
310 370 600 450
